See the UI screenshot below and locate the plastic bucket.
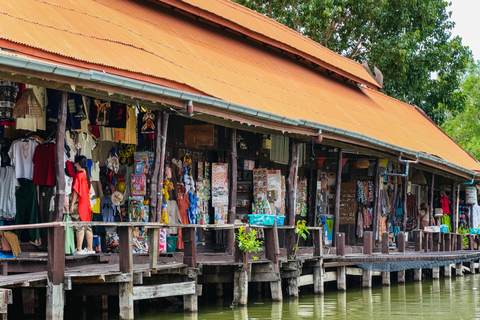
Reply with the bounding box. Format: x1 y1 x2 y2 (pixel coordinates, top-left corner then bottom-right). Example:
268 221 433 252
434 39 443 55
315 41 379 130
166 236 178 253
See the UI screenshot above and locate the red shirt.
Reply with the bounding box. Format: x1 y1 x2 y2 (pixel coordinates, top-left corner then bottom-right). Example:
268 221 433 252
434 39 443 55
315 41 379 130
32 143 56 186
73 170 91 221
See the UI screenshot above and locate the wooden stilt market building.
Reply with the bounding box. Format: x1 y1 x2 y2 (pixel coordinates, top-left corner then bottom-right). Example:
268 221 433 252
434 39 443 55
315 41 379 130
0 0 479 319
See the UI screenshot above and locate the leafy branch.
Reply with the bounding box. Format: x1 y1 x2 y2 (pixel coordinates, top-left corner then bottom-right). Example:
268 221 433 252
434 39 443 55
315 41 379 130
235 227 263 269
289 220 309 260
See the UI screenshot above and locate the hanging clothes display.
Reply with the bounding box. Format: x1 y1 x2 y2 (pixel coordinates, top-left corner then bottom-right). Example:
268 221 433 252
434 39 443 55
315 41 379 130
15 182 41 242
0 81 19 124
32 142 56 186
0 166 18 219
8 137 41 180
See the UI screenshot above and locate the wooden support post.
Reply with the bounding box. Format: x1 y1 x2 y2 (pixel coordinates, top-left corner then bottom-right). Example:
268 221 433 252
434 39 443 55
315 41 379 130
397 270 406 283
372 159 380 250
337 266 346 291
149 110 163 222
265 224 280 265
118 226 133 320
183 227 197 268
226 128 237 255
333 148 342 246
287 277 299 298
147 228 159 269
432 232 440 252
46 226 65 319
457 234 463 251
119 226 133 273
156 111 169 222
382 272 390 286
364 231 373 255
336 233 345 256
440 233 445 251
445 233 451 252
451 234 456 251
456 263 463 276
233 267 249 305
53 92 67 222
313 259 324 295
0 262 7 276
432 267 440 279
403 167 408 232
382 232 389 254
444 264 452 278
270 280 283 302
469 261 476 274
468 235 475 250
452 181 458 233
413 269 422 281
414 230 422 251
119 282 133 319
423 232 429 252
286 141 299 255
397 232 405 252
313 227 323 257
429 174 434 226
362 269 372 288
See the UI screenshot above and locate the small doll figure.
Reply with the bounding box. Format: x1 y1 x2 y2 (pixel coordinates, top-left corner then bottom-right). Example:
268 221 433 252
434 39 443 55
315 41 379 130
142 109 155 133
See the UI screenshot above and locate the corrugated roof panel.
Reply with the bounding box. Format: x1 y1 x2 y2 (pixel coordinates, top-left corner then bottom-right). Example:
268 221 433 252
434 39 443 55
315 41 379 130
0 0 478 171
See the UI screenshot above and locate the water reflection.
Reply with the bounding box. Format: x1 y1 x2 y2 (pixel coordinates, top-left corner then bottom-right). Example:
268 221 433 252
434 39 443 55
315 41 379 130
138 274 480 320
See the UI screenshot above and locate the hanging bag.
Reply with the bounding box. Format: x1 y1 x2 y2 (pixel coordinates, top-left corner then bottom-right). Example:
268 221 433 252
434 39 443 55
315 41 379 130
1 232 11 253
396 197 404 216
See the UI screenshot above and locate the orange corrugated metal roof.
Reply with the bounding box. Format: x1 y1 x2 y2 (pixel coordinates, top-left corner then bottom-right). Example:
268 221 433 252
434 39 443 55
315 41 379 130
157 0 380 89
0 0 478 172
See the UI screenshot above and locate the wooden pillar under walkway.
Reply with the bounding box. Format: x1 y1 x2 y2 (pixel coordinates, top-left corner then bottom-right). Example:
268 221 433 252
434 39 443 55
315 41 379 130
382 272 390 286
313 228 323 295
264 224 283 301
432 267 440 279
183 227 198 312
333 148 343 246
362 269 372 288
456 263 464 277
337 266 346 291
397 270 406 283
46 91 67 320
444 264 452 278
413 269 422 281
226 128 237 255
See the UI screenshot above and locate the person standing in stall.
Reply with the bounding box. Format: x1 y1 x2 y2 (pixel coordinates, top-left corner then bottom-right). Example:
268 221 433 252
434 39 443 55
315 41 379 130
70 155 94 254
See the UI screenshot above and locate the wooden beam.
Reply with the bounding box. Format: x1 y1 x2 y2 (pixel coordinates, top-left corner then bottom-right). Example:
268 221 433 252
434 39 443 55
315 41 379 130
333 148 343 246
47 226 65 285
148 228 159 269
149 110 163 222
118 226 133 273
132 282 196 300
53 92 67 222
286 141 299 258
183 227 197 267
373 158 380 247
297 274 314 287
430 174 434 226
403 164 408 232
226 128 237 255
156 111 170 221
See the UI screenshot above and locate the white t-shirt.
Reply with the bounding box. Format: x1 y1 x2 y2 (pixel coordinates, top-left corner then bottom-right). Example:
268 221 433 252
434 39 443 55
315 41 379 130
90 162 100 182
8 139 40 179
77 133 96 159
0 166 19 219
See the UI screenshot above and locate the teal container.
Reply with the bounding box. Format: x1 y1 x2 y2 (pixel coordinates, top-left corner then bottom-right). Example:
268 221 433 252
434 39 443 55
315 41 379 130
166 236 178 252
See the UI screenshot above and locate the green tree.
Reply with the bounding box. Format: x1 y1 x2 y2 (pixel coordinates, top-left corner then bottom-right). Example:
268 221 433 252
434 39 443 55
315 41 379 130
233 0 472 123
442 62 480 160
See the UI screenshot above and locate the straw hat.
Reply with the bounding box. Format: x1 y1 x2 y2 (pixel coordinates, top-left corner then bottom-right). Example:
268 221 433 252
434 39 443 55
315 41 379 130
111 191 125 206
411 169 427 185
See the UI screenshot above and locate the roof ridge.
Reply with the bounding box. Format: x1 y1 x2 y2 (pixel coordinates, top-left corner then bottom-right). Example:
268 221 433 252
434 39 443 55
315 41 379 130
157 0 380 89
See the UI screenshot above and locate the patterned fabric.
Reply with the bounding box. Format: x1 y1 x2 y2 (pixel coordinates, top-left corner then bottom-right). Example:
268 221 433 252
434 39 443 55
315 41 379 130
364 207 373 228
356 180 367 203
0 81 19 122
368 181 374 202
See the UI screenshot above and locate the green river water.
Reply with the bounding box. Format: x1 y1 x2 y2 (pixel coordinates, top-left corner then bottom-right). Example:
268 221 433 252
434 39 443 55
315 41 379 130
136 275 480 320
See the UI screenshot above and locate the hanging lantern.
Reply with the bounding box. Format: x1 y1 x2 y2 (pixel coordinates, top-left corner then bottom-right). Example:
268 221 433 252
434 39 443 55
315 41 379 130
13 88 43 119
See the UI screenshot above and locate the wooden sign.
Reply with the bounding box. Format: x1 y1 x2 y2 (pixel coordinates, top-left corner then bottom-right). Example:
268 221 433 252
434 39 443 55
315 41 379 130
184 125 214 146
339 182 356 225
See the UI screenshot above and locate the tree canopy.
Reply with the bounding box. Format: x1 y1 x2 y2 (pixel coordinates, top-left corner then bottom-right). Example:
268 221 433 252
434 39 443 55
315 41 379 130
233 0 472 123
442 62 480 160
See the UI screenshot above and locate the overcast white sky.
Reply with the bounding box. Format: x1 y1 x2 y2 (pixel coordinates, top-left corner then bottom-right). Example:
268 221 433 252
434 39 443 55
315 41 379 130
449 0 480 61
